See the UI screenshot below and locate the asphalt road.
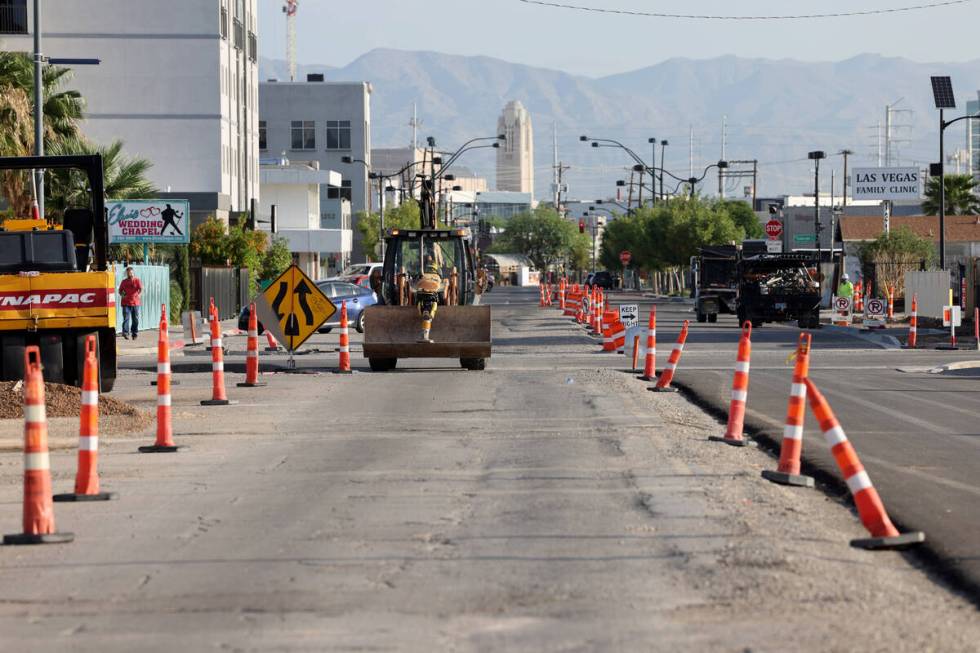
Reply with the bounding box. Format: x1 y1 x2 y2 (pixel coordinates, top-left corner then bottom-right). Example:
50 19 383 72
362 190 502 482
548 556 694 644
607 291 980 597
0 286 977 651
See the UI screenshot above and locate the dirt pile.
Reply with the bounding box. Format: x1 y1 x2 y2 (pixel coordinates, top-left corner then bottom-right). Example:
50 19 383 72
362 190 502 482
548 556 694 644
0 381 146 420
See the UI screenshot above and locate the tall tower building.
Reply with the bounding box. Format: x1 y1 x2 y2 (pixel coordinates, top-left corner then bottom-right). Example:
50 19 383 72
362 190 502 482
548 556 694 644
967 92 980 182
496 101 534 195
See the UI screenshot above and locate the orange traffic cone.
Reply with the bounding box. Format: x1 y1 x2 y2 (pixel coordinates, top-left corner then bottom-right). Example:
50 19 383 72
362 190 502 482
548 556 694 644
710 322 757 447
336 301 352 374
903 294 918 349
4 347 74 544
762 333 814 486
140 308 185 452
637 306 657 382
201 298 237 406
152 305 179 386
265 330 281 352
651 320 689 392
804 378 925 549
54 335 116 501
238 303 267 387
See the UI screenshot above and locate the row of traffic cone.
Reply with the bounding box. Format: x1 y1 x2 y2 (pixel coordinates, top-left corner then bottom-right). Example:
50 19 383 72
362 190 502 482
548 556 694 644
704 320 925 550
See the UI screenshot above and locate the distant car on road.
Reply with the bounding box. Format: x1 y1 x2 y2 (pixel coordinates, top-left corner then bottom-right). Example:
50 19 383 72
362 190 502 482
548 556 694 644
326 263 383 289
584 271 620 290
238 280 377 335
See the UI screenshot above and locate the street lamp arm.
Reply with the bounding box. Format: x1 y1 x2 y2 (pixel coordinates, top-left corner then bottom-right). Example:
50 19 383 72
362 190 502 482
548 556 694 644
942 113 980 130
436 142 499 179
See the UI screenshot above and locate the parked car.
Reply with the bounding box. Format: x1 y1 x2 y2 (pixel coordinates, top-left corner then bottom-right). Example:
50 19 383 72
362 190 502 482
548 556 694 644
326 263 383 289
584 271 620 290
237 280 378 335
315 280 378 332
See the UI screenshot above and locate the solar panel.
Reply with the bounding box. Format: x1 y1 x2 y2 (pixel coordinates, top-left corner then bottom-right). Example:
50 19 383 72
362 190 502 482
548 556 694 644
931 76 956 109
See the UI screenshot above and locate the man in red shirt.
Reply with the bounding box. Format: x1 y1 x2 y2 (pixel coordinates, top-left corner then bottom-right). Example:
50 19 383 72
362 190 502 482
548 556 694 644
119 266 143 340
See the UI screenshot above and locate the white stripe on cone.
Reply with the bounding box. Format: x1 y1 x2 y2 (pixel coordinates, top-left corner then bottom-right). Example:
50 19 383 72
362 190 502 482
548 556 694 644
731 389 748 403
845 470 873 493
24 404 46 423
81 390 99 405
157 362 170 374
24 452 50 470
78 435 98 451
213 362 224 372
735 361 750 373
157 395 172 406
783 424 803 440
825 425 847 446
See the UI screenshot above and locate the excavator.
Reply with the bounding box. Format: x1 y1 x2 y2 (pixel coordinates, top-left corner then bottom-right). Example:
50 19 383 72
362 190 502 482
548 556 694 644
0 155 117 390
362 149 491 371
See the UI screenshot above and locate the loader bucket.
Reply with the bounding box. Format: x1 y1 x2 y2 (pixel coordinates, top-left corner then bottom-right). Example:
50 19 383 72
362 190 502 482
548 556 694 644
362 305 492 359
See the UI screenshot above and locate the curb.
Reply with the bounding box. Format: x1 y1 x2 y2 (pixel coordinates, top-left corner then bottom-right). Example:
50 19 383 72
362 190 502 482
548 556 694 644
928 360 980 374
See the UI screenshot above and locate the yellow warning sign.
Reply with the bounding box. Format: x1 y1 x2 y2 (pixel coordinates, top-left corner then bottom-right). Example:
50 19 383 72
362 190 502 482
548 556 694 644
255 265 336 351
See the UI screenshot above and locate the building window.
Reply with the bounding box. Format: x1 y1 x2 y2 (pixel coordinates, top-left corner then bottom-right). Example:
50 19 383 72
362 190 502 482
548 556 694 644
320 212 335 229
233 18 244 49
247 31 257 62
219 4 228 39
326 120 351 150
0 0 27 34
258 121 267 150
327 180 352 201
291 120 315 150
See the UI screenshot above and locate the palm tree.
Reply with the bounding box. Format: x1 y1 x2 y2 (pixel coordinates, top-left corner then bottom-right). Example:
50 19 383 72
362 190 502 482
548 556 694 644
0 52 85 214
47 137 157 262
922 174 980 215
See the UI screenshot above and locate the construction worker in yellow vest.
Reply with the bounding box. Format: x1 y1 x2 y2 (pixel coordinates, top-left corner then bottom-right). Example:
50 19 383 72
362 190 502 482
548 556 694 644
837 273 854 300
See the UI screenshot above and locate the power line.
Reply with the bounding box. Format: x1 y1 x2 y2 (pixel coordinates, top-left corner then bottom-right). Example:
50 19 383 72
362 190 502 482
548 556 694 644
518 0 972 20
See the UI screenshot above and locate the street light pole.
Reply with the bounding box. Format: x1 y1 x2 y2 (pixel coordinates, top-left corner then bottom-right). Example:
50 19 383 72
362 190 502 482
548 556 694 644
648 137 657 206
33 0 44 217
939 108 946 270
808 150 827 264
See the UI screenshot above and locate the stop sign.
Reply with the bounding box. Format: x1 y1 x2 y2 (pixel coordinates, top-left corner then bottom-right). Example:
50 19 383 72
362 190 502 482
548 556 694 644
620 250 632 265
765 219 783 240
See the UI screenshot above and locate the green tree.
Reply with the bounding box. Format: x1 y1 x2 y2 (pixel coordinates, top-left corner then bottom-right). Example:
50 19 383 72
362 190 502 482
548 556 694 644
260 236 293 281
568 232 592 274
922 174 980 215
355 200 423 260
491 206 575 271
720 199 764 238
858 226 935 297
190 217 229 265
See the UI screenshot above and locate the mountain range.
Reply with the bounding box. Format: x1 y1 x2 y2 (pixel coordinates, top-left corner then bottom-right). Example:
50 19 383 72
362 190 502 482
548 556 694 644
259 50 980 201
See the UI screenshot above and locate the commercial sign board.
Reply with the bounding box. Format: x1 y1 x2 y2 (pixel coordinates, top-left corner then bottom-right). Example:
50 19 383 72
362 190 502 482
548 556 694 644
107 199 191 245
851 167 921 201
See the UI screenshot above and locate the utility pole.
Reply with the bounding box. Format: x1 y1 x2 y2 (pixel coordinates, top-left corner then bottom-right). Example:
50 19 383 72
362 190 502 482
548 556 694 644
840 149 853 209
552 122 559 211
719 116 727 198
751 159 758 207
637 168 644 207
659 140 668 201
689 125 694 178
33 0 44 217
626 169 635 214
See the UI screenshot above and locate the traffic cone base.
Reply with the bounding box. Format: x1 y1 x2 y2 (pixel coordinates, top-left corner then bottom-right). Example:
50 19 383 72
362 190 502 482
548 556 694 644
333 370 353 375
237 381 268 386
648 386 678 393
760 469 814 488
200 399 238 406
53 491 117 502
708 435 757 447
850 531 925 551
138 444 186 453
151 380 181 386
3 532 74 545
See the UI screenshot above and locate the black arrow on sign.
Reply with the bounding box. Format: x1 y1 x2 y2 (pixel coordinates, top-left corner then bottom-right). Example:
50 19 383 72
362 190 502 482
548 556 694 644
293 279 316 326
271 281 289 321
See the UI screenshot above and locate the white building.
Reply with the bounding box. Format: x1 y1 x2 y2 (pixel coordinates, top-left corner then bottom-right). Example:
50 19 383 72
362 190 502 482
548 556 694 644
496 101 534 195
258 160 351 279
259 76 372 261
1 0 260 225
967 93 980 182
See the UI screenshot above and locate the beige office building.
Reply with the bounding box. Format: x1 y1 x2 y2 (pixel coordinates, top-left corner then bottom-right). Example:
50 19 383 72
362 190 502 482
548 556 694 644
496 101 534 195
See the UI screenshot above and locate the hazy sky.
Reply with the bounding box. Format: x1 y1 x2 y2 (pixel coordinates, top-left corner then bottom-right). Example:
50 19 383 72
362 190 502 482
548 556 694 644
259 0 980 75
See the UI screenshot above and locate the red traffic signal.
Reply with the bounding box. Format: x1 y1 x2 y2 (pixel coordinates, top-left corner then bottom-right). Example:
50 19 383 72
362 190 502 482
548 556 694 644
579 220 585 234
